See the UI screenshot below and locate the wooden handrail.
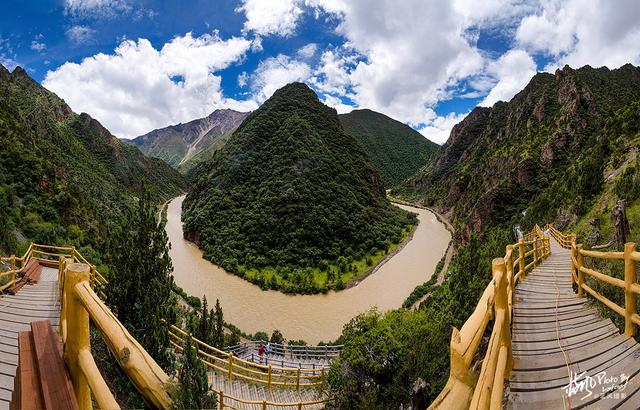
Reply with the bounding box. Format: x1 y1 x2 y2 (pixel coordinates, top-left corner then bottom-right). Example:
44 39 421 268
547 224 640 338
429 226 549 409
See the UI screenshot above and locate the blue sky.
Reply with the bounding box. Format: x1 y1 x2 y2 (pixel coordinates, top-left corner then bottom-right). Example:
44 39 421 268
2 1 640 142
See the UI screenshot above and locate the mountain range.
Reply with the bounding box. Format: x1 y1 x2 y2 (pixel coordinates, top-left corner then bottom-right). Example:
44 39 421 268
127 109 249 173
339 109 439 187
0 64 188 254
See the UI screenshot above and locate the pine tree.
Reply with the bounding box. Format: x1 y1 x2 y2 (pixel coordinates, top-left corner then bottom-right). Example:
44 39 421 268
105 185 175 371
214 299 224 348
198 296 209 343
172 336 217 409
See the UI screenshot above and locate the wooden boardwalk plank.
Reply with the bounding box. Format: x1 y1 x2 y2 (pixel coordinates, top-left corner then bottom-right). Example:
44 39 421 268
0 267 59 406
507 239 640 409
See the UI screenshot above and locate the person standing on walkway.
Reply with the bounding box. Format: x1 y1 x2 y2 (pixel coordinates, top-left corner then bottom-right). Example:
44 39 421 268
258 342 265 364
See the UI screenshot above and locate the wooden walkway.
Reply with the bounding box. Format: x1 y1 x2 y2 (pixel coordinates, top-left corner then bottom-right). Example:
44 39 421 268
0 267 59 410
507 240 640 409
209 372 323 409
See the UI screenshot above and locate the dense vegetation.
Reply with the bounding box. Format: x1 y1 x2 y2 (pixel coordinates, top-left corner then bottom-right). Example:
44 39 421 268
0 64 189 256
328 64 640 408
339 109 440 187
128 109 248 171
183 83 416 294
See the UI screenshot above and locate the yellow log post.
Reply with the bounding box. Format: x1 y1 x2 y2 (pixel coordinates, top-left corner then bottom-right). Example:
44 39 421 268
63 262 92 410
505 245 514 317
533 239 539 267
10 255 15 271
219 390 225 409
298 402 303 410
262 400 267 410
268 365 272 389
296 368 301 391
577 245 585 297
518 239 526 280
624 243 637 337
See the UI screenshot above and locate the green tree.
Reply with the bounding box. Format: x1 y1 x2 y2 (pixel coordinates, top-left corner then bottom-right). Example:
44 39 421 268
171 336 218 409
105 186 175 371
270 329 285 345
198 296 210 343
214 299 224 348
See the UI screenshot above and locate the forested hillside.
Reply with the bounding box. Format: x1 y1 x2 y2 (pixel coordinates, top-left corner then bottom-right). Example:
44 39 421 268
182 83 416 294
0 64 189 255
339 109 439 187
329 64 640 407
128 109 249 173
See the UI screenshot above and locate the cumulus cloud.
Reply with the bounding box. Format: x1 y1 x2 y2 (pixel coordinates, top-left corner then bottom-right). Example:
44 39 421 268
66 25 96 45
249 54 312 102
516 0 640 69
480 49 537 107
237 0 304 36
418 111 469 144
43 33 255 138
64 0 132 19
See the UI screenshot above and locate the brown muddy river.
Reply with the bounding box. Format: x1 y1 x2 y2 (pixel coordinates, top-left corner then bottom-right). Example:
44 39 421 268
166 195 450 343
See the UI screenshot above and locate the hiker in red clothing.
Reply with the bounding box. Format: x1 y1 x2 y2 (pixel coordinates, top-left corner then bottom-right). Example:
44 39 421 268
258 342 265 361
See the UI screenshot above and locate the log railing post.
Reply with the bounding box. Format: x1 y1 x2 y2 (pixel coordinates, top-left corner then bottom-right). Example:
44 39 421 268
262 400 267 410
533 239 539 267
267 365 272 389
228 352 233 381
624 242 637 337
219 390 225 409
10 255 15 271
296 368 301 391
518 239 526 280
576 245 585 297
63 262 92 409
505 245 515 316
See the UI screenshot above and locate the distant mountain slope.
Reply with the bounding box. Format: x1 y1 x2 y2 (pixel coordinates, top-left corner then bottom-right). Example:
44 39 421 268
0 64 189 253
128 109 249 172
183 83 416 294
395 64 640 240
339 109 439 186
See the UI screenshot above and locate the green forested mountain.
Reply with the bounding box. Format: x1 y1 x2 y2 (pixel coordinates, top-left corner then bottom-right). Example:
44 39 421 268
329 64 640 407
182 82 416 294
127 109 249 173
339 109 439 187
0 65 189 254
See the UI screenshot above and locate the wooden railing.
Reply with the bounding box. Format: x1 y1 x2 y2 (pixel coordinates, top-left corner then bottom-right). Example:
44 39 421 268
0 243 108 297
546 224 640 338
59 259 172 409
429 226 550 410
169 325 327 390
216 391 326 410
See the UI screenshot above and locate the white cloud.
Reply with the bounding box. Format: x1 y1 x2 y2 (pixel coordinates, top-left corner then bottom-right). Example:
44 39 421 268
249 54 311 102
64 0 132 19
237 0 304 37
30 40 46 52
0 37 19 71
297 43 317 59
43 33 255 138
66 25 96 45
516 0 640 70
418 111 469 144
480 49 537 107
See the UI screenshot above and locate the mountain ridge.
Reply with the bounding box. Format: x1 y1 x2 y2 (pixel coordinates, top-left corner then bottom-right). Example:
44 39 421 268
338 108 440 187
127 109 249 172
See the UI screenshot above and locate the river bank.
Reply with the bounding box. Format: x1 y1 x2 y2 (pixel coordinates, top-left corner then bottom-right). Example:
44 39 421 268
166 195 450 343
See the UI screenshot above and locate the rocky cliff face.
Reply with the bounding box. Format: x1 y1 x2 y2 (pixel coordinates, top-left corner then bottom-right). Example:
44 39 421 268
128 109 249 170
396 64 640 241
